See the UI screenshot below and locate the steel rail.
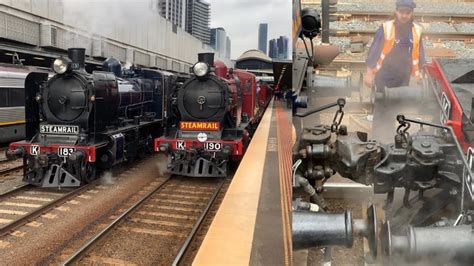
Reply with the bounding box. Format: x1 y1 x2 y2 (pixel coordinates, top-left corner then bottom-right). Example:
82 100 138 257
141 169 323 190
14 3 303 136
0 165 22 176
61 176 173 265
171 178 226 266
335 11 474 23
332 29 474 41
0 184 31 201
0 183 91 237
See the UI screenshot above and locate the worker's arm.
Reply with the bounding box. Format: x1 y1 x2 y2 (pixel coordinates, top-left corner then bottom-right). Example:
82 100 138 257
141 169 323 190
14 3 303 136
364 26 384 87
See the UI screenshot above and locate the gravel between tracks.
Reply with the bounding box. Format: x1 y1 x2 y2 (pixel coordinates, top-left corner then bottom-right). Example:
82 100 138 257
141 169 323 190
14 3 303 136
302 1 474 60
0 155 167 265
177 179 231 265
307 199 365 266
49 177 223 265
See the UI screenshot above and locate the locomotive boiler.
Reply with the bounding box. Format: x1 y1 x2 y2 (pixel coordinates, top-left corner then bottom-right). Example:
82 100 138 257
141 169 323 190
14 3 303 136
7 48 173 187
155 53 271 177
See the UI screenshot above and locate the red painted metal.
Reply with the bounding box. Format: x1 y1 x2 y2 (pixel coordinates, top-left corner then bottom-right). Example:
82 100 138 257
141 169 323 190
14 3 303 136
8 141 97 162
426 59 470 151
154 137 245 158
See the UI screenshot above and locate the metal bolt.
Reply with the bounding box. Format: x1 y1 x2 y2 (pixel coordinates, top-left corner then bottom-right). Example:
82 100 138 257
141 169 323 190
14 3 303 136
421 141 431 148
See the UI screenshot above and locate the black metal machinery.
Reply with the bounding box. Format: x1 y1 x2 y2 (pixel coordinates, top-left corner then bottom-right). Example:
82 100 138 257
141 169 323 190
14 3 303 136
292 98 474 264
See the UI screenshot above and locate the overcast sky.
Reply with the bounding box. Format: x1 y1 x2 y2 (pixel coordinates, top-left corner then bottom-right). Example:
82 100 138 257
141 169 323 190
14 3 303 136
209 0 291 59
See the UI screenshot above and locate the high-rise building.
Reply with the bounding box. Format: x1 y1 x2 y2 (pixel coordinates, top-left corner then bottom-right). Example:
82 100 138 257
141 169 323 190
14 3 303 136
277 36 289 59
210 27 227 58
268 39 278 58
186 0 211 44
268 36 289 59
157 0 186 28
258 23 268 54
226 36 231 59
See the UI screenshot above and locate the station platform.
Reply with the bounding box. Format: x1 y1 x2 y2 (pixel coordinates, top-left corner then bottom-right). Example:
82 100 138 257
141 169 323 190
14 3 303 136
193 100 293 265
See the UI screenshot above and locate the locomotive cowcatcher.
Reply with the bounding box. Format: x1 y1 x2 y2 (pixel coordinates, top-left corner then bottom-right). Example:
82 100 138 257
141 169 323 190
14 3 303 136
155 53 271 177
6 48 173 187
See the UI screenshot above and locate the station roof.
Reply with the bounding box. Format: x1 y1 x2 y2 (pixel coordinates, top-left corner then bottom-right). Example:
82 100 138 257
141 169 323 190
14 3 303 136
236 49 272 63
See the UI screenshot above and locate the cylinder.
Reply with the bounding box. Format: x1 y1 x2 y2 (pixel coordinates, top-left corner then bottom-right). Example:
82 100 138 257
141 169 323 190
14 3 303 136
68 48 86 69
198 53 214 67
293 210 353 250
309 144 331 159
388 225 474 262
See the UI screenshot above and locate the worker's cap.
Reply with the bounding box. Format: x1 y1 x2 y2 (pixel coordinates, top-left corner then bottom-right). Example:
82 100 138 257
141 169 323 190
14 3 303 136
396 0 416 10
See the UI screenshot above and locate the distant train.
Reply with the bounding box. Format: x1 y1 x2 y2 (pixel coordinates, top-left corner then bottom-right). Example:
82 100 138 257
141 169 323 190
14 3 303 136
155 53 272 177
7 48 176 187
0 64 52 144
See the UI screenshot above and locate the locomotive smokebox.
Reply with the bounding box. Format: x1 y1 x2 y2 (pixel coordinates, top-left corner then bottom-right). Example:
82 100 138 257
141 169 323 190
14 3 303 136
198 53 215 67
68 48 86 70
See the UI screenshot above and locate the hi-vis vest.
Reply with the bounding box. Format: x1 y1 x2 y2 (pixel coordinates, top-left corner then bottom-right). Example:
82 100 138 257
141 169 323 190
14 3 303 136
373 20 423 79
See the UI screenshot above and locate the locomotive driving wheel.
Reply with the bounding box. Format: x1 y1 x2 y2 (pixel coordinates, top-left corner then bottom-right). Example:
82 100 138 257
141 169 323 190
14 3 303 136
80 161 96 184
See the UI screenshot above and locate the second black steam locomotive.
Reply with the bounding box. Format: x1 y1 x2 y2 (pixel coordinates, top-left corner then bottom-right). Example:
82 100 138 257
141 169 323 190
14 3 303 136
7 48 176 187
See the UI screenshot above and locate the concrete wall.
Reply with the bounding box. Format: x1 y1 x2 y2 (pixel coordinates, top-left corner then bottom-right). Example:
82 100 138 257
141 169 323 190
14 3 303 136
0 0 232 69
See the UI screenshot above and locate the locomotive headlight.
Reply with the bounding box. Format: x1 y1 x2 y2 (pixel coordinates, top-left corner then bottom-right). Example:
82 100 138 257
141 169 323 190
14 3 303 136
193 62 209 77
52 57 71 74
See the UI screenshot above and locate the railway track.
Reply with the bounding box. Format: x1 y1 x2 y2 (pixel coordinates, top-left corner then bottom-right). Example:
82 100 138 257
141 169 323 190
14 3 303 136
335 11 474 23
0 164 22 176
332 29 474 42
62 176 225 265
0 184 90 237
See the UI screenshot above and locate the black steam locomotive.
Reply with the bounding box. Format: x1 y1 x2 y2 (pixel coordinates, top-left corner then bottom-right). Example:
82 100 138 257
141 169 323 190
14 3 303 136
7 48 175 187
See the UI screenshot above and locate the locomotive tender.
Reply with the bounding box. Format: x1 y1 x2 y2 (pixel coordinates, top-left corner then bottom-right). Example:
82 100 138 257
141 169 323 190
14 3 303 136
6 48 175 187
155 53 272 177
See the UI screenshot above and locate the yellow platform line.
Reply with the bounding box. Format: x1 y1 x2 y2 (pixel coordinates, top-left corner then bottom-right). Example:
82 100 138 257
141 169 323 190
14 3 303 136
193 101 274 265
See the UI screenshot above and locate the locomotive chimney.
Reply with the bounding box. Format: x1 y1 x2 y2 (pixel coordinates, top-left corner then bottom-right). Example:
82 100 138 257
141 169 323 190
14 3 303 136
68 48 86 70
198 53 214 67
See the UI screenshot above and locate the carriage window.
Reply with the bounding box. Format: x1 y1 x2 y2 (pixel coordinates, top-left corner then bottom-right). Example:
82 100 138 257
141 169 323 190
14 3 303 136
0 89 7 107
9 88 24 107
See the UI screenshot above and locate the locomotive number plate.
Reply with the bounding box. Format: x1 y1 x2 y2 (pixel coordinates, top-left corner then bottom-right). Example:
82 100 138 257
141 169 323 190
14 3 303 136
30 145 40 156
204 142 222 151
176 141 186 150
58 147 76 157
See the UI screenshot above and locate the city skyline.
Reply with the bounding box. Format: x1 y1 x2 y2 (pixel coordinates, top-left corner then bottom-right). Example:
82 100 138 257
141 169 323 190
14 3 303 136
210 27 231 59
209 0 291 59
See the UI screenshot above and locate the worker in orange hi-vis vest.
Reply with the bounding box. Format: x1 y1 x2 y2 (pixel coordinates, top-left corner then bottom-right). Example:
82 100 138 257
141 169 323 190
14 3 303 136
363 0 426 91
